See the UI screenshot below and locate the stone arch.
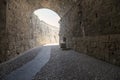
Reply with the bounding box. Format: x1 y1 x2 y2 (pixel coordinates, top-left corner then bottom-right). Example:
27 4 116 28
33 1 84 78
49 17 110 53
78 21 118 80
31 8 60 45
1 0 120 67
26 0 74 18
2 0 74 62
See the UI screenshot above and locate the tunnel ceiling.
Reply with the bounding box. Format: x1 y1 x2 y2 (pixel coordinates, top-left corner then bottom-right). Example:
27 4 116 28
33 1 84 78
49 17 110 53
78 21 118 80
26 0 78 17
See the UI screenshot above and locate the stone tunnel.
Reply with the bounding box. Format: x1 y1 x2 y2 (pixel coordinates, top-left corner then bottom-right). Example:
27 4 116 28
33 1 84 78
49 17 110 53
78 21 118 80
0 0 120 73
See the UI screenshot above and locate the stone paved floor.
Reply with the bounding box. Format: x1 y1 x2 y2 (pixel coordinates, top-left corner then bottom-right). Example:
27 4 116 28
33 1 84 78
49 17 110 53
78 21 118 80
3 45 52 80
33 45 120 80
0 46 42 80
1 44 120 80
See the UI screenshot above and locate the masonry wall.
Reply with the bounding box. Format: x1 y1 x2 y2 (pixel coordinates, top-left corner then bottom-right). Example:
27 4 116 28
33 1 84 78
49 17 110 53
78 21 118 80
60 0 120 66
31 14 59 46
0 0 7 62
0 0 61 63
5 0 33 61
0 0 64 63
1 0 120 66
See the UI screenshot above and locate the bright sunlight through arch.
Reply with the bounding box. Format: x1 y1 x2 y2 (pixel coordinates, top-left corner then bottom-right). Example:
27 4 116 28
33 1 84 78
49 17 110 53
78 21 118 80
34 8 60 27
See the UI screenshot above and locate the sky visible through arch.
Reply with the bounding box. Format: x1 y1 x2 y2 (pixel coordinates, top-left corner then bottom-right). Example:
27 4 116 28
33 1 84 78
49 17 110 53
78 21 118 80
34 8 60 27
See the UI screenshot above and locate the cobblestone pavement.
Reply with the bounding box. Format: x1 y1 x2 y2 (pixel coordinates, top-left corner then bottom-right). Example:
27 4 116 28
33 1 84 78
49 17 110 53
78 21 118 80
0 46 42 80
1 44 120 80
3 45 51 80
33 45 120 80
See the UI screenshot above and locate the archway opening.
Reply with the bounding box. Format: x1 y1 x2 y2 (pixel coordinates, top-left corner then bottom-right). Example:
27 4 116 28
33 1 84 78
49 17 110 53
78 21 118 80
31 8 61 46
34 8 60 27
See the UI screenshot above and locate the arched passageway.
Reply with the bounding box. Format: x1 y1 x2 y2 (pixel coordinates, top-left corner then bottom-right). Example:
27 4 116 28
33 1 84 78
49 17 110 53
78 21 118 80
0 0 120 67
1 0 74 62
0 0 120 79
30 8 60 46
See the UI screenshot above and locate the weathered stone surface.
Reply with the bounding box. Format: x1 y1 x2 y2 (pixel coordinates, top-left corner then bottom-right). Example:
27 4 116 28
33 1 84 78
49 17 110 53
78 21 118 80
0 0 61 63
31 14 59 46
0 0 120 66
0 0 7 63
6 0 33 61
60 0 120 66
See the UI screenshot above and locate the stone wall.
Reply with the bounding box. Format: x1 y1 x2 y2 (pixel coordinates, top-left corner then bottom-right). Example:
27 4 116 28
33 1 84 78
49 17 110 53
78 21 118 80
60 0 120 66
31 14 59 46
0 0 7 62
0 0 120 66
5 0 32 61
0 0 59 63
